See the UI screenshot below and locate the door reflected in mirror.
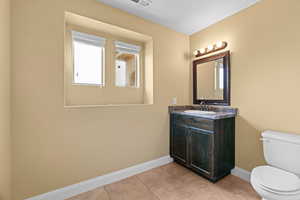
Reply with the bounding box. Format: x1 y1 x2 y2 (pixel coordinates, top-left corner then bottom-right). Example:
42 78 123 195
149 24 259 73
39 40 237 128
196 58 224 100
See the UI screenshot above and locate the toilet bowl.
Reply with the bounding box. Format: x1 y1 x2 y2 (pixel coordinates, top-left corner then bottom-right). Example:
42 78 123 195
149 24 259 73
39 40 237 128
251 166 300 200
250 131 300 200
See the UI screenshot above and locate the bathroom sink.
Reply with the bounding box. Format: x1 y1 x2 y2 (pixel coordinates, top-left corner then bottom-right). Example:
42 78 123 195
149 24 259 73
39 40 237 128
184 110 217 115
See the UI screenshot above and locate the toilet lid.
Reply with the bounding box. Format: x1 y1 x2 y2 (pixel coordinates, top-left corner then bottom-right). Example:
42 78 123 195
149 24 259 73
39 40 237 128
252 166 300 193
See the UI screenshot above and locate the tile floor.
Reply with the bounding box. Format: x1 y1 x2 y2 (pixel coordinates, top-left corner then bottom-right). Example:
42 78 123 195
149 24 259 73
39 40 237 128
67 162 260 200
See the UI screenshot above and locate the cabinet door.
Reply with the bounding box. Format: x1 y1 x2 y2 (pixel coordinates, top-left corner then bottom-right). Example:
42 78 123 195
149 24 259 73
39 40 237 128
171 124 188 164
189 128 213 175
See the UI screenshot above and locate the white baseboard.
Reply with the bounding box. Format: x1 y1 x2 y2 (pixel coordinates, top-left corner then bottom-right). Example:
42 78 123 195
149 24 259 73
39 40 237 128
231 167 251 182
25 155 173 200
25 156 252 200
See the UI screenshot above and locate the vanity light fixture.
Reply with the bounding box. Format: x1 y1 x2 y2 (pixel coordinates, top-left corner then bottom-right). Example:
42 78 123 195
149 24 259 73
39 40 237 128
194 41 228 57
199 48 206 54
207 44 214 51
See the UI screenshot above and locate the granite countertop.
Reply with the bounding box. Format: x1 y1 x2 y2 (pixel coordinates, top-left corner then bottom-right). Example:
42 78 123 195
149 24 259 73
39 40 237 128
169 105 238 120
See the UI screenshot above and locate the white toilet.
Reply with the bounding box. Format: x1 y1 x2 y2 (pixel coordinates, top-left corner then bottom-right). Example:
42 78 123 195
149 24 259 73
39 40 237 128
251 130 300 200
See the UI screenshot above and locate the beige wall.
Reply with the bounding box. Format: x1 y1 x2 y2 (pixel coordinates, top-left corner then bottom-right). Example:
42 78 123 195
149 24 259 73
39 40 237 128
11 0 189 199
190 0 300 171
0 0 11 199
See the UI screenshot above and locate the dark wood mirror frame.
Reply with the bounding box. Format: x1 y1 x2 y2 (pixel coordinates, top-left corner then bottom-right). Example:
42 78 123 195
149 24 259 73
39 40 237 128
193 51 231 105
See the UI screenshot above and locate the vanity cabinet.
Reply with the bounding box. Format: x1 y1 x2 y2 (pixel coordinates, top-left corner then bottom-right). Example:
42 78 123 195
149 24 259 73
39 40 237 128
170 113 235 182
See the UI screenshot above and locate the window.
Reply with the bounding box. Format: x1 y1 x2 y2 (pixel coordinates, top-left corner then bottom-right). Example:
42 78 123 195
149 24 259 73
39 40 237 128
214 61 224 90
65 12 154 106
219 66 224 89
72 31 106 85
115 41 141 88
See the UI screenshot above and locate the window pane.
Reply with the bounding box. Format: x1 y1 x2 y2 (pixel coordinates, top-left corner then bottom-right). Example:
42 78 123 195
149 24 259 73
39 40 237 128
73 40 103 85
115 41 140 88
115 52 139 88
219 67 224 89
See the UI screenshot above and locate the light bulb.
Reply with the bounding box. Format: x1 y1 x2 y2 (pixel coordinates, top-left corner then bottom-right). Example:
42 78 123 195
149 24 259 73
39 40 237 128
216 41 224 48
200 48 206 54
207 45 214 51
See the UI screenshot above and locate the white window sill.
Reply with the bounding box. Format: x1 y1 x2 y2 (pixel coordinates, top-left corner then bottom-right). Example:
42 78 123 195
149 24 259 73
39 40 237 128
72 83 105 87
64 103 154 109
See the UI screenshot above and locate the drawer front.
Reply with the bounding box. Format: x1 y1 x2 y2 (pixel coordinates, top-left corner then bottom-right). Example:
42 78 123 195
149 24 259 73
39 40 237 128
173 114 214 132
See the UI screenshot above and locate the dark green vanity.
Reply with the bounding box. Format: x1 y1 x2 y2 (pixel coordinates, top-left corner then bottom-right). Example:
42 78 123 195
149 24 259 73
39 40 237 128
169 105 237 182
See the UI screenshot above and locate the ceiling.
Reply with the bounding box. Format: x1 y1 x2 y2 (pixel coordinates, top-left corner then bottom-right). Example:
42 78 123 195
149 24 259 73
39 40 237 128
97 0 260 35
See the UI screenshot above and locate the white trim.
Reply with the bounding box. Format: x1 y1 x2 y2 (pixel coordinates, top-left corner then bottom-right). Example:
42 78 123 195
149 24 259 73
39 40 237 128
63 103 154 109
231 167 251 182
72 30 106 47
25 158 253 200
115 40 141 54
25 156 173 200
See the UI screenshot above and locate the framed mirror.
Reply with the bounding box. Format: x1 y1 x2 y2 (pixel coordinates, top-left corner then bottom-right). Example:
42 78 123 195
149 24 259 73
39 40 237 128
193 51 230 105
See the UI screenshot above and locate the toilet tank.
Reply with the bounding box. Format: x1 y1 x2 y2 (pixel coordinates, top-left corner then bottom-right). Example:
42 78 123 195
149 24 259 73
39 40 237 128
262 130 300 175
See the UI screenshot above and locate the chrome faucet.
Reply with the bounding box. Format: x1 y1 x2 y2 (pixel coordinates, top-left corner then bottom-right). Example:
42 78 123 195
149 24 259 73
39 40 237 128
200 102 211 111
200 101 208 111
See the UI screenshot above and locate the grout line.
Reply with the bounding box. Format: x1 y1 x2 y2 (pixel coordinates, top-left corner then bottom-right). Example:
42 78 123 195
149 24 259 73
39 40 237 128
135 171 161 200
64 163 258 200
26 156 173 200
67 162 173 200
103 186 111 200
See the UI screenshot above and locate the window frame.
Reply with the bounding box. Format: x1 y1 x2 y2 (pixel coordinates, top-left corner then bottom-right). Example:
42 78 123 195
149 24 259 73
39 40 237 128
64 14 154 107
66 25 145 92
70 30 106 87
114 40 142 89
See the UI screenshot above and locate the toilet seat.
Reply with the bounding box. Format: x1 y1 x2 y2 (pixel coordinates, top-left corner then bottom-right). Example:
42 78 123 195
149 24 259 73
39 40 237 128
252 166 300 195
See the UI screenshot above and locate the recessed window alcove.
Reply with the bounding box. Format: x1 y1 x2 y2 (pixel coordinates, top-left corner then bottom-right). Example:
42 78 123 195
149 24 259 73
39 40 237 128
64 12 154 107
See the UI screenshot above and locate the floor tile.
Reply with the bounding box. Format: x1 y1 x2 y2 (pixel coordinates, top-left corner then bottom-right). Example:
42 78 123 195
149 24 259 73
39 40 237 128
67 187 109 200
67 162 260 200
104 176 159 200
